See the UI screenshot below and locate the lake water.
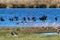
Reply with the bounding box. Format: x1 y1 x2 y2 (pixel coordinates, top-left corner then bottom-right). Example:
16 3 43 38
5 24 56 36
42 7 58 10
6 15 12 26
0 8 60 27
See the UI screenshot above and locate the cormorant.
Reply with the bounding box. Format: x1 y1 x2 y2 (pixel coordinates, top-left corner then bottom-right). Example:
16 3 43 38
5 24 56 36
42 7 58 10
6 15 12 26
39 15 47 21
0 17 5 21
32 17 36 21
55 17 57 21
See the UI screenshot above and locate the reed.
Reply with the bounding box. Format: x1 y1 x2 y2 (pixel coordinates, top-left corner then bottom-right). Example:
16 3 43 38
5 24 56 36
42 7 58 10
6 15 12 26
0 0 60 8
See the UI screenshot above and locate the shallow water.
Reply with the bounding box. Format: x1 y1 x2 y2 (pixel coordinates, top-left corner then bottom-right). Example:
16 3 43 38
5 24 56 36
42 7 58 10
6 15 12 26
0 8 60 27
40 32 58 35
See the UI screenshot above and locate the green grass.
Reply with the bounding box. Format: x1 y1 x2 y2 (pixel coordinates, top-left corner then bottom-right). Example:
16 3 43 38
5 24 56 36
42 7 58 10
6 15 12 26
0 31 60 40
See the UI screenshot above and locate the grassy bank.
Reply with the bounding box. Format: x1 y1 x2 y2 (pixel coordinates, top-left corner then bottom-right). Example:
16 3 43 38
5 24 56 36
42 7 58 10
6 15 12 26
0 33 60 40
0 27 59 40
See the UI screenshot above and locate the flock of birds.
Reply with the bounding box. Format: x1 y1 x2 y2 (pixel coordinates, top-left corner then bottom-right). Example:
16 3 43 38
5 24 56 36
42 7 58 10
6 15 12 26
0 15 58 24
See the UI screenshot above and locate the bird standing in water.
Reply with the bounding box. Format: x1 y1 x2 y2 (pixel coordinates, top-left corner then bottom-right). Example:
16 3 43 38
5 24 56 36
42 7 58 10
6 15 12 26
55 17 57 21
39 15 48 21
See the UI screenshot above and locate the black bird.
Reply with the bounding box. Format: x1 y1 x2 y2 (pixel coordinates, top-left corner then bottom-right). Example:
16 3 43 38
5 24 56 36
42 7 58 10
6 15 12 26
23 17 26 21
0 17 5 21
32 17 36 21
20 17 27 24
9 18 14 21
27 17 30 21
14 16 19 21
17 22 20 24
21 21 27 24
55 17 57 21
39 15 47 21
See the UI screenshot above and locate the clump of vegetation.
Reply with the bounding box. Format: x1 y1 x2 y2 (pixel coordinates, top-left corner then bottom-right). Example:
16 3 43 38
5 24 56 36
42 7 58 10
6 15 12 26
15 27 57 34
